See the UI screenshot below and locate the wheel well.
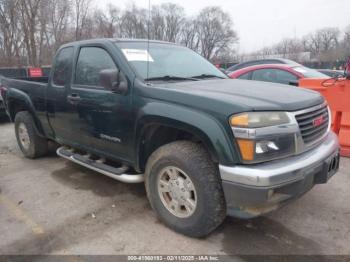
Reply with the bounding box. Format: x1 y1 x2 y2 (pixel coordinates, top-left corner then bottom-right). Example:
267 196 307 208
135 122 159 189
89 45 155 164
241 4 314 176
138 124 218 172
8 99 28 121
8 100 44 137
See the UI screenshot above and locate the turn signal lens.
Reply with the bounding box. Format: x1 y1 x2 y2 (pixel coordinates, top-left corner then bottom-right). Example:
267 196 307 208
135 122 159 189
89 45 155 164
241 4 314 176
237 139 255 161
230 113 249 127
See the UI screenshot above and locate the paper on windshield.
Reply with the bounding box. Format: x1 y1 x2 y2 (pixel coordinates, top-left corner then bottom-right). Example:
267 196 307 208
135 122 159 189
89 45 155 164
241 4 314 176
122 49 154 62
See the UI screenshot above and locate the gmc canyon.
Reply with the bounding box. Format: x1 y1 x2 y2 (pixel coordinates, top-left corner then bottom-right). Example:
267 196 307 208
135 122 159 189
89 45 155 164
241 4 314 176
0 39 340 237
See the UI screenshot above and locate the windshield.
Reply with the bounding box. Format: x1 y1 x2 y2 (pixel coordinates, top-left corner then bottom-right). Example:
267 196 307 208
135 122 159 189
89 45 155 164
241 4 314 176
115 41 227 81
293 66 329 79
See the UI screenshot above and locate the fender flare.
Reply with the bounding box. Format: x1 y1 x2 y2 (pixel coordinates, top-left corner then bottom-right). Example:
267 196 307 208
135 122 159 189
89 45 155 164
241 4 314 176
135 102 239 170
6 88 45 137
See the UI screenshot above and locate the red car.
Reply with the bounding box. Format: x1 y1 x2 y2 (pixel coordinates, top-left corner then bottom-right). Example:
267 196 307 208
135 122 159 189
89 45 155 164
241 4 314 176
228 64 328 86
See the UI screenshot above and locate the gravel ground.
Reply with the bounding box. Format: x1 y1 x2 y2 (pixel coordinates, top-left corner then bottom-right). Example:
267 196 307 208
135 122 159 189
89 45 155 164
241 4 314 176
0 119 349 256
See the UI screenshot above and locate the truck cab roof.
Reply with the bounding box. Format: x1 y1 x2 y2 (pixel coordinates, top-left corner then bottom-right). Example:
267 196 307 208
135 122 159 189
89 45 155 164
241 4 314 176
59 38 179 49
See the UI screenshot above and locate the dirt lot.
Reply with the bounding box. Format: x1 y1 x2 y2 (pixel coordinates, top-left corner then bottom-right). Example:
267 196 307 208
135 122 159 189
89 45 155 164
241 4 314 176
0 119 349 256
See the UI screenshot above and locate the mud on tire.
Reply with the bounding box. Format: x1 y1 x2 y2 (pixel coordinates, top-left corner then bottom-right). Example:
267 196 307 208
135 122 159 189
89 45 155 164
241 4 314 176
145 140 226 238
14 111 48 159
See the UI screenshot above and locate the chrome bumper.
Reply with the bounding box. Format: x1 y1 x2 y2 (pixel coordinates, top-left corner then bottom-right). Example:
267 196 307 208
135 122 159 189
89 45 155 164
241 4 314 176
220 131 340 187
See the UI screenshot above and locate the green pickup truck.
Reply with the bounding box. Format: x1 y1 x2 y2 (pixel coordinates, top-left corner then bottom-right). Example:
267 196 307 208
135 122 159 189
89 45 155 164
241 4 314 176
0 39 340 237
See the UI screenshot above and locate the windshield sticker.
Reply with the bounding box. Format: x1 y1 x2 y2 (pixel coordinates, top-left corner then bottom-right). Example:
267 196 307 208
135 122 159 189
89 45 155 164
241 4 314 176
122 49 154 62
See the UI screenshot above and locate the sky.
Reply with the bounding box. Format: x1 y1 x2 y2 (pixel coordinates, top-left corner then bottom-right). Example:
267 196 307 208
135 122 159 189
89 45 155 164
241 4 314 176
96 0 350 53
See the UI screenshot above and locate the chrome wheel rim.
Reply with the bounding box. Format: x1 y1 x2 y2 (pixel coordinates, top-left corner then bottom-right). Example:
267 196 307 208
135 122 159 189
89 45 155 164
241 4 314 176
157 166 197 218
18 123 30 150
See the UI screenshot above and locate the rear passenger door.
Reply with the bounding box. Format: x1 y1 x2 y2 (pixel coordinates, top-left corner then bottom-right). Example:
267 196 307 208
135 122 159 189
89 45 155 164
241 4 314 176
67 45 133 162
47 46 75 140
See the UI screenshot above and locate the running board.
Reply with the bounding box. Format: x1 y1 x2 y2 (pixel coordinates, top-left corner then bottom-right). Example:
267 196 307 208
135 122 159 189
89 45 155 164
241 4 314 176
57 146 144 183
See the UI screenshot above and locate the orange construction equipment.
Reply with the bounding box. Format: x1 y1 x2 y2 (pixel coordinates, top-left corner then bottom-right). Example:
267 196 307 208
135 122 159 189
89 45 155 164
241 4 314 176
299 77 350 157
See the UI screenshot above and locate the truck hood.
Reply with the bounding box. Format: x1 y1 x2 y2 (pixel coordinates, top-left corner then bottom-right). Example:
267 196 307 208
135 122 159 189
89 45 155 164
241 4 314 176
139 79 324 115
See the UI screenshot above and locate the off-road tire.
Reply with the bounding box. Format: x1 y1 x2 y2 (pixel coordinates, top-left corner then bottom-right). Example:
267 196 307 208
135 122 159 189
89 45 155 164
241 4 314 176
14 111 48 159
145 140 226 238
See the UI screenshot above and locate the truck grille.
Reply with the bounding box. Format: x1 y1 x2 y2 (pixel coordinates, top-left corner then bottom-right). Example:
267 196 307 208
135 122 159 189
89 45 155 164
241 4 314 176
295 104 329 144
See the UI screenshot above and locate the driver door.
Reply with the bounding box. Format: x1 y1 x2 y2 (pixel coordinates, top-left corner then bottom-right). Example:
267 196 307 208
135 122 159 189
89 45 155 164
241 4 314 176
67 45 133 162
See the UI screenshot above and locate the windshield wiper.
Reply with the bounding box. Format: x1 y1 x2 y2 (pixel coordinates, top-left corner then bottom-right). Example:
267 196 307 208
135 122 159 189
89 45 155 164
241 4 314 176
190 74 226 79
145 75 199 82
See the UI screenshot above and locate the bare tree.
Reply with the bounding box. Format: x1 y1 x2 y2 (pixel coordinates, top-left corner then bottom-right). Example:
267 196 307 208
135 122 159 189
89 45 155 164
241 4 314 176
274 38 302 57
47 0 72 50
303 33 322 55
94 4 120 38
196 7 238 59
149 3 185 42
343 25 350 51
345 25 350 39
161 3 185 42
180 18 200 52
0 1 241 66
303 27 340 56
38 2 49 65
18 0 43 66
0 0 22 66
73 0 92 40
318 27 340 52
150 5 165 40
120 4 148 39
212 46 237 64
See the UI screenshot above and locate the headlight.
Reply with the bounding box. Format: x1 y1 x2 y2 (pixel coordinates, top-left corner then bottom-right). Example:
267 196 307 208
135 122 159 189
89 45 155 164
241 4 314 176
230 112 296 163
230 112 290 128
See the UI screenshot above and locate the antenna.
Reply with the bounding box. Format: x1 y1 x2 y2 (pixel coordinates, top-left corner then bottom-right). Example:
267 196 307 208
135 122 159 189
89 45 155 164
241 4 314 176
147 0 151 80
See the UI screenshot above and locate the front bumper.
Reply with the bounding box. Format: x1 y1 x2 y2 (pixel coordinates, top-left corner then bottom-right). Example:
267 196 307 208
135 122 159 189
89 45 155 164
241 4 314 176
219 131 340 218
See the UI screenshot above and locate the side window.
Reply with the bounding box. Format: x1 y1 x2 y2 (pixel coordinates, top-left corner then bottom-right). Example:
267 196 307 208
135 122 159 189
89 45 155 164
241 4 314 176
252 68 298 85
75 47 117 87
237 72 251 80
252 69 275 82
52 47 74 86
274 69 298 84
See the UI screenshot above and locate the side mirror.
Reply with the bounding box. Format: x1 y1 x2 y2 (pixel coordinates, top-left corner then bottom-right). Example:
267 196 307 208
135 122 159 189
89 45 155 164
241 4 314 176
99 69 129 95
117 71 129 95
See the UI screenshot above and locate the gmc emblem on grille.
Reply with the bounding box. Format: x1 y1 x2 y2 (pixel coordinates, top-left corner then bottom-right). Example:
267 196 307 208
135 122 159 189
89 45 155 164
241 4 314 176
313 115 325 127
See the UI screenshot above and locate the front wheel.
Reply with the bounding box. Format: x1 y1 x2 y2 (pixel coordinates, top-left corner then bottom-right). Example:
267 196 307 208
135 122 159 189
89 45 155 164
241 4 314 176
145 141 226 238
14 111 48 159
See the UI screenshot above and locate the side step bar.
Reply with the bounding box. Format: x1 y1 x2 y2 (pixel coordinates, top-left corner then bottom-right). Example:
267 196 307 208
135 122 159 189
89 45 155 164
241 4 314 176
57 146 144 183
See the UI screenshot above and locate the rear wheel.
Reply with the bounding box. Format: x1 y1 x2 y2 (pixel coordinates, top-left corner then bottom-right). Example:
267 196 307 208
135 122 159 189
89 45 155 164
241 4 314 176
15 111 48 159
145 141 226 238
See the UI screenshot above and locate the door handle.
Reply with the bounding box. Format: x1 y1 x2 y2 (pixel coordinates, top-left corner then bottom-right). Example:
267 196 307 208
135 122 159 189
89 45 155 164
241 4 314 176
67 93 81 104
